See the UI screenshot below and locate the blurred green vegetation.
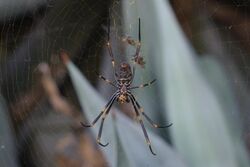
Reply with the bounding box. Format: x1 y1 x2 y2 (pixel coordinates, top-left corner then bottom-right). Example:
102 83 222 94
0 0 250 167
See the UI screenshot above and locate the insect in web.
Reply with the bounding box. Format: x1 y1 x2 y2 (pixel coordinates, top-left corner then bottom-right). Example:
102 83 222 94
81 18 172 155
122 19 145 68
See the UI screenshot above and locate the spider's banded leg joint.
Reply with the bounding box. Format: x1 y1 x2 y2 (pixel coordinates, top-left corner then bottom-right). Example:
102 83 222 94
141 112 172 129
137 116 142 122
81 110 105 128
95 94 117 149
95 72 117 87
139 79 156 88
111 60 115 67
130 94 172 129
130 79 156 89
102 112 108 119
153 124 158 128
141 119 156 155
139 107 144 113
97 117 110 147
130 96 156 155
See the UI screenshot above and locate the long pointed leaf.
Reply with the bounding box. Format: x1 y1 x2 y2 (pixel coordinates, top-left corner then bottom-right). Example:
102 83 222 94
122 0 250 167
66 61 117 167
65 58 188 167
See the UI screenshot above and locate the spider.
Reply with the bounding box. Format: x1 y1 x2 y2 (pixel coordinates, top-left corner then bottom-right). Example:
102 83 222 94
81 18 172 155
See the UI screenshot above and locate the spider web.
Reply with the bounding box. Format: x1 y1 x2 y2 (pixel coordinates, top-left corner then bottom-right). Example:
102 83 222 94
0 0 250 167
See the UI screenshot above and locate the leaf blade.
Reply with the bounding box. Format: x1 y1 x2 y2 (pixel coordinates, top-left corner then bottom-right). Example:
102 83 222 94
65 59 188 167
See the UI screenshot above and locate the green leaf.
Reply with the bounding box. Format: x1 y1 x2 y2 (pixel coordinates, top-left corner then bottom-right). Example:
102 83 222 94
65 60 188 167
115 112 188 167
198 56 249 166
66 61 117 167
122 0 250 167
198 56 239 123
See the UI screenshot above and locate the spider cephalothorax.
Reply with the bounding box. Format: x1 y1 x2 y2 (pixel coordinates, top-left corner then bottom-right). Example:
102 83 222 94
81 18 172 155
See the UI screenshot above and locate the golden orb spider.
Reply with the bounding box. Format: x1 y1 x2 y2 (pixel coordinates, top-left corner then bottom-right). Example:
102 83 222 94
81 18 172 155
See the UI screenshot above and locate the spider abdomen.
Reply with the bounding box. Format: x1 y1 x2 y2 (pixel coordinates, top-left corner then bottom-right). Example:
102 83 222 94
117 94 129 104
117 84 130 104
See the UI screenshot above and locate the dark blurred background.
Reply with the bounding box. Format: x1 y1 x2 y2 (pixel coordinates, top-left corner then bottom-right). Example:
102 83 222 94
0 0 250 166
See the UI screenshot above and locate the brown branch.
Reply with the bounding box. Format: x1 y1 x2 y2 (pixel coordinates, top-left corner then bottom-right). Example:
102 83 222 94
38 63 74 117
10 53 72 124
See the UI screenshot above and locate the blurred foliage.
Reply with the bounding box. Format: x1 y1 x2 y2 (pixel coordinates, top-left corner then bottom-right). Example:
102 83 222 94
0 96 18 167
64 53 187 167
0 0 110 102
122 0 249 167
0 0 250 167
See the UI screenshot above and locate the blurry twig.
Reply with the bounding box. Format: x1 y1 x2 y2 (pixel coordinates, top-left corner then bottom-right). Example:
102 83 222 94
9 53 70 124
38 63 74 117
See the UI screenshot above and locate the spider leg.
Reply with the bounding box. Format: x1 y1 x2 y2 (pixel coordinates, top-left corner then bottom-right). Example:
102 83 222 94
97 94 117 147
135 18 141 57
81 111 103 128
106 13 120 83
95 71 117 88
129 79 156 90
106 14 115 69
81 92 118 127
129 96 156 155
129 94 172 128
97 116 109 147
138 18 141 42
142 112 173 128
